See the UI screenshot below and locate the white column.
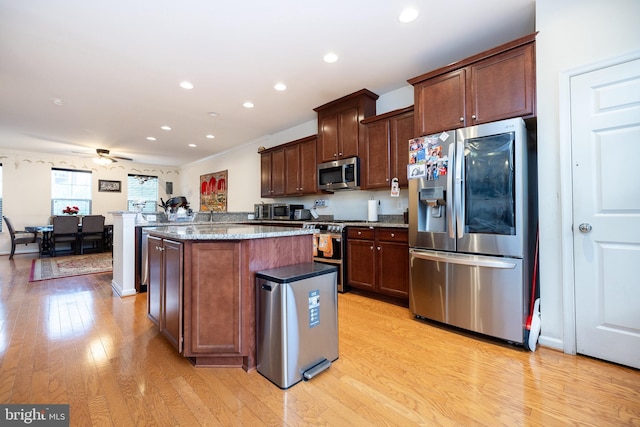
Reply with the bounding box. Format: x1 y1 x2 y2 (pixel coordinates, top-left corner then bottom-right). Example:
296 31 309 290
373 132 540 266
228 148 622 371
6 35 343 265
109 211 137 297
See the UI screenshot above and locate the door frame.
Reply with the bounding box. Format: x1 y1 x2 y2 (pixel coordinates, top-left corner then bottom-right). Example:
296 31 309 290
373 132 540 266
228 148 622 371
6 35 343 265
559 49 640 355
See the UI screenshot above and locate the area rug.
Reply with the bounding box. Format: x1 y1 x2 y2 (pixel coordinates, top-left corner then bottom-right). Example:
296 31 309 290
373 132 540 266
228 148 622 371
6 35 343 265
29 253 112 282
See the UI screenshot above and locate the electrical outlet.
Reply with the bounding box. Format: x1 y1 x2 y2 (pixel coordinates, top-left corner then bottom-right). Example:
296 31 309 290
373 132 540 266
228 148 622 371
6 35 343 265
314 199 328 207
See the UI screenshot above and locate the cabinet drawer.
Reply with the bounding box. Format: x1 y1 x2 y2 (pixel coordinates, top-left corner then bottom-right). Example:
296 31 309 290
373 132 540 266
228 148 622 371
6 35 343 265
376 228 408 243
347 227 375 240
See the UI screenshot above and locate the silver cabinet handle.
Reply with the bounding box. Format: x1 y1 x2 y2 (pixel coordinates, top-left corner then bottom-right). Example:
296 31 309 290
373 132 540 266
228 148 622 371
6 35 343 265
578 223 592 233
471 114 477 120
459 117 464 122
377 246 381 251
391 233 395 237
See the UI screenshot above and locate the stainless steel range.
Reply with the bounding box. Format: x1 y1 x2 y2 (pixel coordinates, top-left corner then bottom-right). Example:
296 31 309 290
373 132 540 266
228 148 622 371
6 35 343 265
303 221 349 292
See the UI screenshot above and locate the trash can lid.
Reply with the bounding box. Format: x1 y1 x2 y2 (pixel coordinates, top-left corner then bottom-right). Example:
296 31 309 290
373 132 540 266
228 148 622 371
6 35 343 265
256 262 337 284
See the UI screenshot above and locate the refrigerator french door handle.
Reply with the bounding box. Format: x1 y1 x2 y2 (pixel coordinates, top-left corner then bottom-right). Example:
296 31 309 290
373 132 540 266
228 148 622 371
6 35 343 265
455 140 465 238
446 142 455 239
410 249 517 269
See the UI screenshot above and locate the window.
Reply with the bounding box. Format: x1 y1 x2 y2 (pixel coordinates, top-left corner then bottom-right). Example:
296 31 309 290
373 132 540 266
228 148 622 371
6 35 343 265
51 168 92 216
0 163 3 232
127 175 158 213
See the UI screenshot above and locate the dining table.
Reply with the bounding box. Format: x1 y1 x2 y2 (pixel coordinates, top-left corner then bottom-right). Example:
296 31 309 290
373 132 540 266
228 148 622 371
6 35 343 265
25 224 113 257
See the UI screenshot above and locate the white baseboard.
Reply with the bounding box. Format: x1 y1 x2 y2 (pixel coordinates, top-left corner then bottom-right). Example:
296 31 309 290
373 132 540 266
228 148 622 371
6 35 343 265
538 334 564 352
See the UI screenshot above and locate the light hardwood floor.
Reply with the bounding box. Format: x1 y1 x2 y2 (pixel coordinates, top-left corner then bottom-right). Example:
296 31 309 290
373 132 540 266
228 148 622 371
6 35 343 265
1 254 639 426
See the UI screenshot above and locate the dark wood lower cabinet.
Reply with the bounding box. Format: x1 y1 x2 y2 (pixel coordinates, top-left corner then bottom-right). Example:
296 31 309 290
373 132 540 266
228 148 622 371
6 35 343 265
347 227 409 305
147 234 313 370
147 236 183 352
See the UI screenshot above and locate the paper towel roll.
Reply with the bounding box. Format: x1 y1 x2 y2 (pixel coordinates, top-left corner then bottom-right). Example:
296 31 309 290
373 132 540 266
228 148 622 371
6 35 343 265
368 200 378 222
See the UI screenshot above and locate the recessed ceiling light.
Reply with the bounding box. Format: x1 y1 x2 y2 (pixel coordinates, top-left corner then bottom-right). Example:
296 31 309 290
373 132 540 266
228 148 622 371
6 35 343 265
188 144 197 147
161 125 171 131
206 134 215 139
51 98 64 106
399 8 419 23
243 101 254 109
146 136 157 141
274 82 287 91
323 52 338 63
180 81 194 90
208 112 219 117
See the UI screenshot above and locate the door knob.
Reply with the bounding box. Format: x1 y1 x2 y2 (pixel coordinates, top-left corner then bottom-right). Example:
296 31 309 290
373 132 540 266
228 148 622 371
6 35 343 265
578 223 592 233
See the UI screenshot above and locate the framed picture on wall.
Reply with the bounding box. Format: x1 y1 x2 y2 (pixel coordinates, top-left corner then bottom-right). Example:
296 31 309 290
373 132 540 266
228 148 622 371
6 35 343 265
199 170 227 212
98 179 121 192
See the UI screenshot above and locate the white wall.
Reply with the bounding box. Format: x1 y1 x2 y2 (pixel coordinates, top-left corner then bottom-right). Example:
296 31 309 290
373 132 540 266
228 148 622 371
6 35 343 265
0 149 178 256
535 0 640 349
178 85 415 218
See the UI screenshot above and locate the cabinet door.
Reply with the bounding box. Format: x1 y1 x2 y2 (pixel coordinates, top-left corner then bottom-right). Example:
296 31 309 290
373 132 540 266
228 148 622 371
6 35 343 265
162 239 183 352
260 152 272 197
377 239 409 299
347 238 376 291
468 43 535 125
147 235 162 327
285 144 301 195
185 242 242 356
260 149 286 197
318 112 338 162
299 136 317 194
270 148 285 196
338 106 360 159
390 110 414 188
414 69 466 136
363 119 391 189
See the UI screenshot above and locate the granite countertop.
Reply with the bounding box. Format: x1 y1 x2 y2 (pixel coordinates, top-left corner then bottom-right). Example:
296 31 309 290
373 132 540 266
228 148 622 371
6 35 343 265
249 220 409 229
145 223 318 240
137 219 408 229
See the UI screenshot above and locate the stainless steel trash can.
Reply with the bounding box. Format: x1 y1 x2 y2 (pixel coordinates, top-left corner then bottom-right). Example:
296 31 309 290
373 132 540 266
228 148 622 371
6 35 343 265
256 262 338 389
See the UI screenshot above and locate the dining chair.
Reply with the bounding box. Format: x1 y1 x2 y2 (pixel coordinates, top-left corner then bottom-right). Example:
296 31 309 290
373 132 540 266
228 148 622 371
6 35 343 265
79 215 105 254
51 215 80 257
3 216 42 259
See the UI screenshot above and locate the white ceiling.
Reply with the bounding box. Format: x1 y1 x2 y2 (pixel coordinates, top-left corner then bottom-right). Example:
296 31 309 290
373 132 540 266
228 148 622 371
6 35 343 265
0 0 535 167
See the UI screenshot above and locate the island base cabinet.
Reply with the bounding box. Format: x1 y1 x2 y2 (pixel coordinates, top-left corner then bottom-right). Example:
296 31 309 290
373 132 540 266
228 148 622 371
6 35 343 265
183 243 242 359
180 235 314 370
147 236 183 353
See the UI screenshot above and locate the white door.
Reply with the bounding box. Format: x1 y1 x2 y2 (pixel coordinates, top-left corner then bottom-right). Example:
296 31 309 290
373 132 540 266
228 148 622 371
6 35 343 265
571 57 640 369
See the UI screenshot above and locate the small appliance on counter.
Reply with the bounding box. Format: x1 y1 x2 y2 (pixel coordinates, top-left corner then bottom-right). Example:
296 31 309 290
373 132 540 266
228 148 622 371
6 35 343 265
254 203 272 220
293 209 311 220
270 203 305 220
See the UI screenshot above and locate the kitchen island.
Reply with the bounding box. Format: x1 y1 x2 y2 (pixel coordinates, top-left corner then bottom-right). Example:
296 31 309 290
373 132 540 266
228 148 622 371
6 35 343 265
145 223 316 371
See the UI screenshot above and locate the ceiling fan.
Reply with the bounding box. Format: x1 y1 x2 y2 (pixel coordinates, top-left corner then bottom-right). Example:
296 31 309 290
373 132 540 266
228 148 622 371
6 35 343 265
91 148 133 164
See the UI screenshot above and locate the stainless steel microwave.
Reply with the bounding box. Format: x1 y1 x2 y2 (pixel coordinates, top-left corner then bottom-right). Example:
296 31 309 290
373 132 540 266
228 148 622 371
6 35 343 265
270 204 304 220
317 156 360 191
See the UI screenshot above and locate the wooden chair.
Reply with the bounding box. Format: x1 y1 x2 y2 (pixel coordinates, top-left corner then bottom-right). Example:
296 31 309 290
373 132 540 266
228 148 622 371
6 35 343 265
79 215 105 254
3 216 42 259
51 215 80 257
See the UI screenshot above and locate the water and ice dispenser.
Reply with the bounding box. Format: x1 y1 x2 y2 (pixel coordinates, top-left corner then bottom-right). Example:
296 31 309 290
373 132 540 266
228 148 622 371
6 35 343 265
417 184 447 233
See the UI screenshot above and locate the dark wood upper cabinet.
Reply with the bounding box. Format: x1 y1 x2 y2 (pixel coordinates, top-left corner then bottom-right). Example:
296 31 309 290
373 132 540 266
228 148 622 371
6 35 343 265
314 89 378 163
284 135 318 196
261 135 317 198
361 106 414 189
409 33 536 136
260 147 285 197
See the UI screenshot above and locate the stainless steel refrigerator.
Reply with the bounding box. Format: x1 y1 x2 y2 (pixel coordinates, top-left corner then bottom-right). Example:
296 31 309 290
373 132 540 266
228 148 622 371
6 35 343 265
408 117 537 345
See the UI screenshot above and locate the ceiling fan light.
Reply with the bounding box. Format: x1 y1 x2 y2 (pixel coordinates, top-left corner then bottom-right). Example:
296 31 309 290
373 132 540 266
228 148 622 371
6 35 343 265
93 156 113 165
